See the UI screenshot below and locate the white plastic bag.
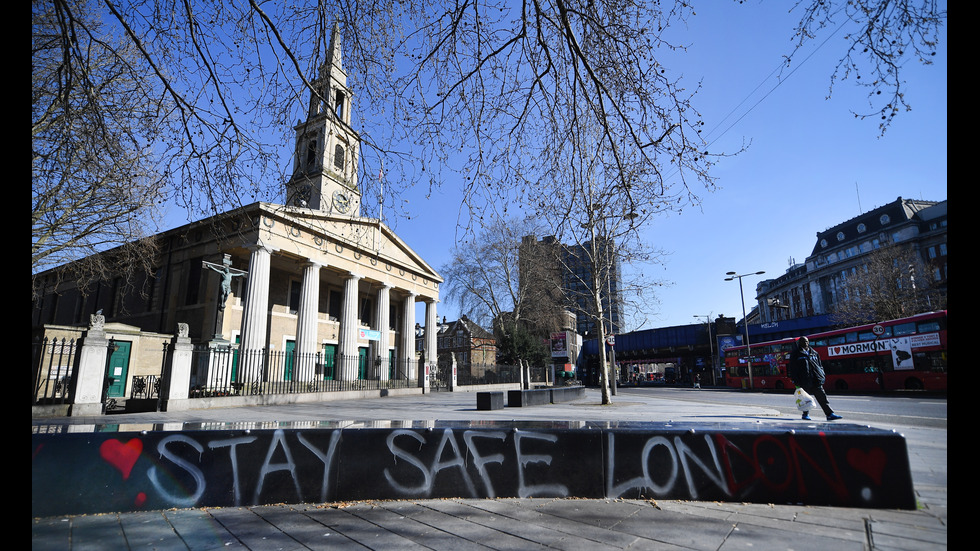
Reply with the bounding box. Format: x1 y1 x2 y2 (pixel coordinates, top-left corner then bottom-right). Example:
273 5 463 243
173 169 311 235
794 388 815 412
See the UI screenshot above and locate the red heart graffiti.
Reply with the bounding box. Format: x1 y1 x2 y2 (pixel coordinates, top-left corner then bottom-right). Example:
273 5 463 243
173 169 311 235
100 438 143 480
846 448 886 485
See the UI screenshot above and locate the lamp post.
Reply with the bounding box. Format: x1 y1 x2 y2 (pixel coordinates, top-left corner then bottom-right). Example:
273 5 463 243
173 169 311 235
693 314 715 385
725 271 765 389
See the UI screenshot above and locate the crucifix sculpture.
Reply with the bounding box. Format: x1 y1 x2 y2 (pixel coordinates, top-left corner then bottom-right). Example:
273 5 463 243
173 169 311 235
202 254 248 341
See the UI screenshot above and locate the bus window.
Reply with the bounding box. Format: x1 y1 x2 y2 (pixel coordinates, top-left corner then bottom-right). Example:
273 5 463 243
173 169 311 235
917 320 942 333
914 351 946 372
845 332 859 343
893 322 917 336
827 335 846 346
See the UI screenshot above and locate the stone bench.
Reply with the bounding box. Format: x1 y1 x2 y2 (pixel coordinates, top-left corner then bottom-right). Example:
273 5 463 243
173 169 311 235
550 385 585 403
507 386 585 407
476 391 504 410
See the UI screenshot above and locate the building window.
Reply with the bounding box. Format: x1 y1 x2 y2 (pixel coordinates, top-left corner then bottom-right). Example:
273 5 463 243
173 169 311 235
335 90 346 119
328 290 342 320
289 280 302 314
147 268 162 312
334 144 345 170
360 298 372 326
185 257 203 305
306 138 318 172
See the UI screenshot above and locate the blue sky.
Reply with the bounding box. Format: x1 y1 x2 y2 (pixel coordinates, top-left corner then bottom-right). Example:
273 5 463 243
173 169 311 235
391 2 948 329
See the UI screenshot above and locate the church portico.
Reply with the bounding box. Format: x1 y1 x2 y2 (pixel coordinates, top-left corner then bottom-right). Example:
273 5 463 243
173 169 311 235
214 205 440 388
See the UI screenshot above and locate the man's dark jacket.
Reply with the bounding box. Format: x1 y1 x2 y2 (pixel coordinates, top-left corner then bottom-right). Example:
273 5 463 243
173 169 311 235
789 343 825 387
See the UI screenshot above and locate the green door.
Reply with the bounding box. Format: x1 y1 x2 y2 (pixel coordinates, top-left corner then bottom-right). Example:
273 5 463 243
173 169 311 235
358 347 368 379
106 341 131 398
284 340 296 381
322 344 337 380
231 335 241 381
389 349 397 379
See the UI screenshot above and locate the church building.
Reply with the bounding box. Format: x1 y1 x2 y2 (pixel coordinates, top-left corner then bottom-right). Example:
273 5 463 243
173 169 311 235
32 25 443 389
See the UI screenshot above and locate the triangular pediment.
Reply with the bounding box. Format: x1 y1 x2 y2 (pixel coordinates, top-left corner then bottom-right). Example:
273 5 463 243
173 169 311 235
257 203 442 286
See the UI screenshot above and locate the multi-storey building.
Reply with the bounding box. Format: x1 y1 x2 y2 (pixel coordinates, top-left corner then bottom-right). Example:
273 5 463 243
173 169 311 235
434 315 497 381
757 197 947 324
519 235 622 337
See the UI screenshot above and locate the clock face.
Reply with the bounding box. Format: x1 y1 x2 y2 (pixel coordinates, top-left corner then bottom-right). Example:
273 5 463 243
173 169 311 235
333 190 351 213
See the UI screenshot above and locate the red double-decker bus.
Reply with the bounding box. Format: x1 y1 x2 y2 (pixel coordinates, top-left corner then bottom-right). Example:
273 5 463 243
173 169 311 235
723 311 947 391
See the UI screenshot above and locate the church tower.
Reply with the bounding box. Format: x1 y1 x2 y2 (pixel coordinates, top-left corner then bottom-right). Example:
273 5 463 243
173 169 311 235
285 23 361 216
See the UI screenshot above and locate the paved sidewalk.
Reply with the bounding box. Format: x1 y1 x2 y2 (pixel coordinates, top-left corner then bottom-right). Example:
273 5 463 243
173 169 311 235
32 388 947 550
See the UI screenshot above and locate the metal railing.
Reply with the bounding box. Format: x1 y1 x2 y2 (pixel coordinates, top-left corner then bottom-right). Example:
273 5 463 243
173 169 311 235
33 337 552 410
32 337 77 406
452 363 552 386
187 346 420 397
130 375 161 399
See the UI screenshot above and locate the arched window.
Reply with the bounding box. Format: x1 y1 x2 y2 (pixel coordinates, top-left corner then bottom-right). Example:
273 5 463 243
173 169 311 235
305 139 318 172
334 144 345 170
335 91 346 120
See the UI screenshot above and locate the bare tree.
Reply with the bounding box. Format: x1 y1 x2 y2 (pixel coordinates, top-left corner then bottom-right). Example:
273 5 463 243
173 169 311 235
32 1 719 245
787 0 946 134
831 243 946 325
32 0 163 296
527 108 672 404
440 217 565 361
32 0 944 285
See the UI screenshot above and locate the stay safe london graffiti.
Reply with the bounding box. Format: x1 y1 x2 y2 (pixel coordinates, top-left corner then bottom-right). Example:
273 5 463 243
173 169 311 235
31 423 916 516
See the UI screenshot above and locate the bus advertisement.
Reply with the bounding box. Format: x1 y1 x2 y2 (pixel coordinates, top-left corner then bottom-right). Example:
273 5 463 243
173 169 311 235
723 311 946 391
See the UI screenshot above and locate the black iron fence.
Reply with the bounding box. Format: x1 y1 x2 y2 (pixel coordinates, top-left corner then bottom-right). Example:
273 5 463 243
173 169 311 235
33 337 555 410
130 375 161 399
444 363 551 386
188 346 421 397
32 337 77 406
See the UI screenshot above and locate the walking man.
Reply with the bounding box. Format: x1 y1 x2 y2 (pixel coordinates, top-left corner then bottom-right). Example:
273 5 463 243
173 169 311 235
789 336 842 421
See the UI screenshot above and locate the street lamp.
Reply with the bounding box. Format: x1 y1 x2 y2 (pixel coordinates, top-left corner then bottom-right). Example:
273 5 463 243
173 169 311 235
725 271 765 389
693 314 715 385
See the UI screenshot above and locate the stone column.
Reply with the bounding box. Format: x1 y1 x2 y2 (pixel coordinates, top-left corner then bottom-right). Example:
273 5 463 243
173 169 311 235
423 299 438 391
293 262 323 381
295 262 322 381
338 272 362 381
238 243 272 382
161 323 193 411
69 314 110 417
373 283 391 380
399 292 417 381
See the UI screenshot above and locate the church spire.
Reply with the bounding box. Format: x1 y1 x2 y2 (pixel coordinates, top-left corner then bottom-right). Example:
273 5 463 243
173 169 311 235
285 22 360 215
323 22 344 78
307 22 350 125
